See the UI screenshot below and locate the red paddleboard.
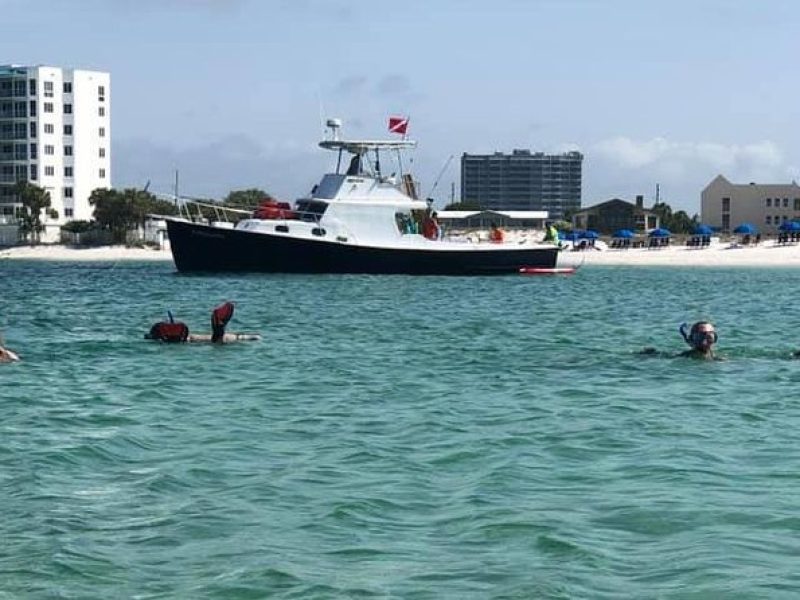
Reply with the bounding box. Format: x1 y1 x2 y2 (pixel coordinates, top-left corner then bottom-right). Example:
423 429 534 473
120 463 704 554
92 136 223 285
519 267 577 275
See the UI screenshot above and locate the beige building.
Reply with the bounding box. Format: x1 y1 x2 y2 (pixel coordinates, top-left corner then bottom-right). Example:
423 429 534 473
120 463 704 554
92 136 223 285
701 175 800 233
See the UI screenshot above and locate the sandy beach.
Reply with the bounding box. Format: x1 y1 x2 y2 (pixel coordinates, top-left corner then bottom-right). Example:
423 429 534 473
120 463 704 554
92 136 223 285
0 244 173 262
3 241 800 267
560 240 800 267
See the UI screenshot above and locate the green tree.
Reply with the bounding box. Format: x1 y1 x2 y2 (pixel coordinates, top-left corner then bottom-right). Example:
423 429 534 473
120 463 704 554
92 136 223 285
90 187 179 243
14 181 52 245
652 202 698 234
223 188 272 209
442 201 482 211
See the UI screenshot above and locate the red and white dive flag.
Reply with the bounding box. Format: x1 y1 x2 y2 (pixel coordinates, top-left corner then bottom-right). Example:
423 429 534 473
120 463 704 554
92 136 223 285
388 116 409 135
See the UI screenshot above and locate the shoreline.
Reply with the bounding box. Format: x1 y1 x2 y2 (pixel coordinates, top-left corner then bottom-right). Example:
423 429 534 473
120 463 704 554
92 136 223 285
0 244 174 262
3 241 800 267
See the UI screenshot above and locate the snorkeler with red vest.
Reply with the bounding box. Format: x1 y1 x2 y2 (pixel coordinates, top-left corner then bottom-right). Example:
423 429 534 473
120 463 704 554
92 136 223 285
145 302 261 343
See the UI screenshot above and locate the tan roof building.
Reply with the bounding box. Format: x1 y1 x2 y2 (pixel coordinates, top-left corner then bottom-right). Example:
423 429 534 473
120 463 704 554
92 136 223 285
701 175 800 233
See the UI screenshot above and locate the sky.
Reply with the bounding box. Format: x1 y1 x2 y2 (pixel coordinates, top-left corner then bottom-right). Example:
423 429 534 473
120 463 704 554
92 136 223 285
1 0 798 213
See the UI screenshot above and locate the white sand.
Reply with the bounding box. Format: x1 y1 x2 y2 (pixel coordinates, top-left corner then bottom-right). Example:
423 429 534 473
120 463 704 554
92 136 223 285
0 244 173 262
559 241 800 267
2 241 800 267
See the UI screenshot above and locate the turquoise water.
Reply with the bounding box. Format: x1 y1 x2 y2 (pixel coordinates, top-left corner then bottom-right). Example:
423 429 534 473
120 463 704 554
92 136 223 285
2 261 800 598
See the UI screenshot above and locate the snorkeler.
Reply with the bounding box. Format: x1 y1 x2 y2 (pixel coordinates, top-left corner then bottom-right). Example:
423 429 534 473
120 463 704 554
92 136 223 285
640 321 720 360
678 321 719 360
0 343 19 363
145 302 261 344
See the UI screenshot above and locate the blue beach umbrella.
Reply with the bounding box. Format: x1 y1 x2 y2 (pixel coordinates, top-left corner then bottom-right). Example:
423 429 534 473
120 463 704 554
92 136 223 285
779 221 800 232
558 230 583 242
583 229 599 239
649 227 671 237
613 229 635 239
693 224 714 235
733 223 757 235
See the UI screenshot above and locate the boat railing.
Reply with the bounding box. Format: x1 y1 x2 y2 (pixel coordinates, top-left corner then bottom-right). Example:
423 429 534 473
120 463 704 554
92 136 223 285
175 199 332 229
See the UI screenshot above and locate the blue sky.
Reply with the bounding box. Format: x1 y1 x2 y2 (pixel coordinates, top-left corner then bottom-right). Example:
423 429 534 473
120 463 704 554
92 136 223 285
2 0 798 212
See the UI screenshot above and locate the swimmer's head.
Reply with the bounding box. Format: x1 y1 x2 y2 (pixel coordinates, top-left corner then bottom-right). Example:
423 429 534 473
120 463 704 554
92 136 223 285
688 321 717 351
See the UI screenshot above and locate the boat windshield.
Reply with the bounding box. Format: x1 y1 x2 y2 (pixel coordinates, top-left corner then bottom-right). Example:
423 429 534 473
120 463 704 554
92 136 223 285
295 200 328 222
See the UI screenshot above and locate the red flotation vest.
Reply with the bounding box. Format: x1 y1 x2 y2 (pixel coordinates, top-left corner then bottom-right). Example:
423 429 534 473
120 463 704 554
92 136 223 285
147 321 189 343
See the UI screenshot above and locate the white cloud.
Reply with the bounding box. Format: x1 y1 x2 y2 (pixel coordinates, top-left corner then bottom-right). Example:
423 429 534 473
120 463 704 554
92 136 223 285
583 136 797 211
592 136 787 180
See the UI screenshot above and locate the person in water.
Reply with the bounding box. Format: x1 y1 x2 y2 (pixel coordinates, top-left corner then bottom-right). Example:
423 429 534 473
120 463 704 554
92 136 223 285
145 302 260 344
678 321 719 360
641 321 720 360
0 342 19 363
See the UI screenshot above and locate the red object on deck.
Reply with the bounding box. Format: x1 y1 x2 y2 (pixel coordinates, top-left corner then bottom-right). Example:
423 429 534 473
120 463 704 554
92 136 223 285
253 199 296 220
519 267 577 275
212 302 235 328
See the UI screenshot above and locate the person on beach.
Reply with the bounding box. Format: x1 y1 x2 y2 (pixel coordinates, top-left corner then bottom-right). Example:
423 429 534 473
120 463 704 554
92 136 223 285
640 321 721 360
145 302 261 344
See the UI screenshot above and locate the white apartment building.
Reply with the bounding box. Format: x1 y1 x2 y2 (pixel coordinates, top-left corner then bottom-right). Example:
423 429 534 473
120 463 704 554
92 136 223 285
0 65 110 243
701 175 800 234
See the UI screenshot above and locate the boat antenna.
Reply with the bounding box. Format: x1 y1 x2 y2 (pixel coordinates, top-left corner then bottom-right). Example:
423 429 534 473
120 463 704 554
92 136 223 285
427 154 454 199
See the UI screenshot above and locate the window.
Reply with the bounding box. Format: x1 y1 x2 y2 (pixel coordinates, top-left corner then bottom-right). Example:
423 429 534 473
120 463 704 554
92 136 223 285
99 168 106 178
43 102 53 113
783 215 788 221
30 143 37 159
98 106 105 117
64 207 74 218
29 164 37 180
29 122 36 138
98 127 105 137
98 85 105 101
44 144 54 155
14 144 26 160
64 145 73 156
63 124 72 135
766 198 772 207
29 79 36 96
29 100 36 117
784 198 789 208
64 166 73 177
44 81 53 98
44 166 54 176
44 123 54 134
99 147 105 158
721 197 730 211
63 103 72 114
795 198 800 211
64 187 73 198
14 102 26 118
63 82 72 94
766 215 771 225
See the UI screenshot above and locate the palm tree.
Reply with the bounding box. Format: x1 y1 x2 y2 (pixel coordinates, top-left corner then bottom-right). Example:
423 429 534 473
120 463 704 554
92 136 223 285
14 181 52 245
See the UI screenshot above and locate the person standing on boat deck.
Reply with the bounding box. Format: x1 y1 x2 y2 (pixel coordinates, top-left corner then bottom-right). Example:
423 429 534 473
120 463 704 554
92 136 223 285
490 222 505 243
543 222 559 244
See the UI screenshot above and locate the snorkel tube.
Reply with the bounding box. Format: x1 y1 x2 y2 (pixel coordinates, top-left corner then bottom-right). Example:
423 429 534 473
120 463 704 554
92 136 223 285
679 322 692 347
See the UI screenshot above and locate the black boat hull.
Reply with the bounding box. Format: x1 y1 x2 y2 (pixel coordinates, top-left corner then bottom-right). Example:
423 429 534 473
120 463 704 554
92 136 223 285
165 219 560 275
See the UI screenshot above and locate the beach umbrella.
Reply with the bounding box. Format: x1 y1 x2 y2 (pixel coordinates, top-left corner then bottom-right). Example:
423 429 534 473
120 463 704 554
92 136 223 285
649 227 671 237
693 224 714 235
558 230 583 242
583 229 599 239
779 221 800 232
733 223 757 235
612 229 635 239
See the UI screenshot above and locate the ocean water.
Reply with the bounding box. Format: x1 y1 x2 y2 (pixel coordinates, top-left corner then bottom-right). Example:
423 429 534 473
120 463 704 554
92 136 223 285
2 260 800 599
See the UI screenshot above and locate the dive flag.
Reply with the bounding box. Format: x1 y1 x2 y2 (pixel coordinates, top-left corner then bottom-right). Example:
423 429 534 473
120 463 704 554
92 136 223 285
388 116 409 135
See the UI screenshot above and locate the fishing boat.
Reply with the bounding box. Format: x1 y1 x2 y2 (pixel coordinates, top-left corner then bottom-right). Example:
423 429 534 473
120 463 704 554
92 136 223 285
160 119 563 275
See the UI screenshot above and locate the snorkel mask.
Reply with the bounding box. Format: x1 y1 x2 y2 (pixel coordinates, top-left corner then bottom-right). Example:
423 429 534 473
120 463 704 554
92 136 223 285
679 322 718 349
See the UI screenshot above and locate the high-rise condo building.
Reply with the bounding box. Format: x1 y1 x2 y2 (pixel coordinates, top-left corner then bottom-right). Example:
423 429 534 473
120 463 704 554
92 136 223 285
460 150 583 220
0 65 110 242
